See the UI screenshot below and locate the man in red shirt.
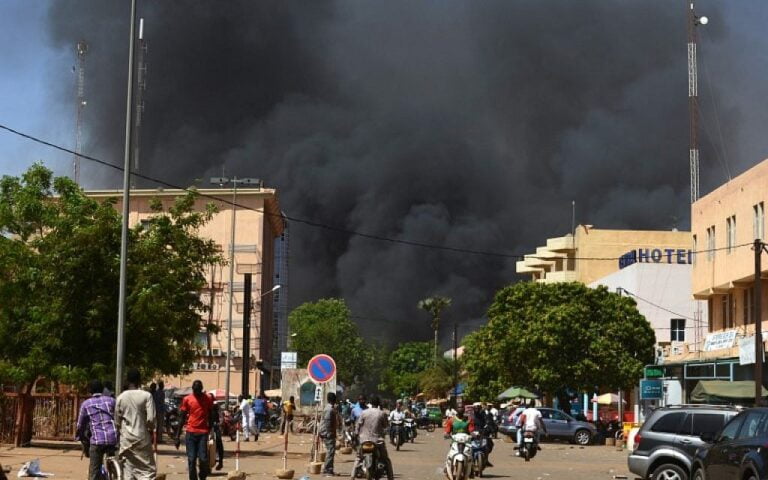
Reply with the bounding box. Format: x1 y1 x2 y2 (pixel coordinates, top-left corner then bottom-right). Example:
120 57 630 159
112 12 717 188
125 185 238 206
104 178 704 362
177 380 214 480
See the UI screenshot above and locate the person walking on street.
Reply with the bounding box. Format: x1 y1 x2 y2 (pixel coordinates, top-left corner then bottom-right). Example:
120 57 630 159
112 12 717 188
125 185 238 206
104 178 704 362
115 368 157 479
281 396 295 435
208 393 224 471
176 380 214 480
320 392 339 477
153 380 166 442
76 379 118 480
252 393 268 441
239 395 251 441
352 396 393 480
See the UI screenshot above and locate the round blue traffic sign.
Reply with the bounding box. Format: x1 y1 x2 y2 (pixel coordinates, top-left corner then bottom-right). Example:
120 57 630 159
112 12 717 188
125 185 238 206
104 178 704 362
307 354 336 384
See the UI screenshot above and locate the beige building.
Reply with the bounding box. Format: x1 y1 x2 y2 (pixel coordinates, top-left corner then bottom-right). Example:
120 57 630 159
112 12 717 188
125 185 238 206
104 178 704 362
515 226 692 285
688 158 768 353
87 188 284 396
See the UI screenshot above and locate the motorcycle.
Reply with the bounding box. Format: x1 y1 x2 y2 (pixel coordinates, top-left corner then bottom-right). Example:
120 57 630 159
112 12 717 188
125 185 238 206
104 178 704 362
444 433 472 480
221 409 241 441
164 401 181 439
344 419 359 449
470 431 488 478
518 427 538 462
358 440 389 480
404 418 417 443
390 419 405 451
416 415 436 432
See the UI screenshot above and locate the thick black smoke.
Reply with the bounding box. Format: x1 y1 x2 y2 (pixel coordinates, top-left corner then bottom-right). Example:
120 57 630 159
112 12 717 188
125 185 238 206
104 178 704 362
46 1 754 346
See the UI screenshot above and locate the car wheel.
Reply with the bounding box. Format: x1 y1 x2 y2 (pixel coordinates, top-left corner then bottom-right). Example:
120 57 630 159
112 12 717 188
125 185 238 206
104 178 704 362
573 429 591 445
651 463 687 480
691 467 705 480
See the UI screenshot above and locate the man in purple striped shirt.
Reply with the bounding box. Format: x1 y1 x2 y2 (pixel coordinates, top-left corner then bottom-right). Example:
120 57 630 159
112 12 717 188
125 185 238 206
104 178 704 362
76 379 118 480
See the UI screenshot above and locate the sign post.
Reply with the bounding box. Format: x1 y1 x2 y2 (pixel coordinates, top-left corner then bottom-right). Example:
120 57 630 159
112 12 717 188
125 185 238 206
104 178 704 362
306 354 336 468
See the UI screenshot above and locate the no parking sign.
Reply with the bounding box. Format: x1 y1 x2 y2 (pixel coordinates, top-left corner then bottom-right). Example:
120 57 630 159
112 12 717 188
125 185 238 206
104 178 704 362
307 354 336 384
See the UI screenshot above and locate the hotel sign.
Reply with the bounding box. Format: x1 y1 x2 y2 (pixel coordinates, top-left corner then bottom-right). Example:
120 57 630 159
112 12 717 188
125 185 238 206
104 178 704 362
619 248 693 269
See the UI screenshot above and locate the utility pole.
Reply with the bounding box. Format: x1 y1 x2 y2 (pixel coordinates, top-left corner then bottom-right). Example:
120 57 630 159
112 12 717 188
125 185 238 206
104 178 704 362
241 273 253 396
453 323 458 409
755 239 766 406
73 40 88 186
687 1 708 203
115 0 138 395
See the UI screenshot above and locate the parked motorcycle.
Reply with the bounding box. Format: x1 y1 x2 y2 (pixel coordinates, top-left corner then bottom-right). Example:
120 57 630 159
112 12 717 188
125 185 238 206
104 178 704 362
404 418 417 443
358 440 389 480
444 433 472 480
390 419 405 451
470 431 488 478
518 427 538 462
164 401 181 439
221 409 241 441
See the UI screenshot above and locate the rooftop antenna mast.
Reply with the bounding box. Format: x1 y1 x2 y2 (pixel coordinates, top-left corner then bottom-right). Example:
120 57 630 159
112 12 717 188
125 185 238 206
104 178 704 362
687 1 707 203
74 40 88 185
131 18 147 188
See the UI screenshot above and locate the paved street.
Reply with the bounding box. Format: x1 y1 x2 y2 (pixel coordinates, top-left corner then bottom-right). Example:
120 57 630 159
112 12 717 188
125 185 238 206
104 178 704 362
0 430 634 479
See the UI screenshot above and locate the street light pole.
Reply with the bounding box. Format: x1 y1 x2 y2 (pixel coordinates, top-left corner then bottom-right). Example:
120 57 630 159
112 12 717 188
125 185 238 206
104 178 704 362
115 0 138 394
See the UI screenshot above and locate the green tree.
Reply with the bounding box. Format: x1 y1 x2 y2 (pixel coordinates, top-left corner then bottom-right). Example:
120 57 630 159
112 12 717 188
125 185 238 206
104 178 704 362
379 341 433 397
419 357 458 399
417 296 452 362
462 282 655 401
288 298 374 386
0 165 223 386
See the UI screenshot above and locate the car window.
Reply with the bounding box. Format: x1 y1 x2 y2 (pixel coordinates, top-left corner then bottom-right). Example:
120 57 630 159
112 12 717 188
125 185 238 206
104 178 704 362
650 412 686 434
736 411 767 440
718 413 745 442
550 411 567 421
679 413 728 436
540 410 552 419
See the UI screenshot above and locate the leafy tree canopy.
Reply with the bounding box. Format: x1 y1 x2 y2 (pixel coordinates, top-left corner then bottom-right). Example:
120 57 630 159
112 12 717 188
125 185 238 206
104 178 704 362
419 357 458 399
462 282 655 401
379 341 433 397
288 298 375 386
0 165 223 386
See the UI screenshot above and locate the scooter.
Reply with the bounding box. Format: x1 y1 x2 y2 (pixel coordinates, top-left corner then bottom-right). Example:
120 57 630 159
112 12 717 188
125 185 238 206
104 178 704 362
390 419 405 451
444 433 472 480
518 427 538 462
404 418 417 443
470 431 487 478
358 440 389 480
344 418 359 449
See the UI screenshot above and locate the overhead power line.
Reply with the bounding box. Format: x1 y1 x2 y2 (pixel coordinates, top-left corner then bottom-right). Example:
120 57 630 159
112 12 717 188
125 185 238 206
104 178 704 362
0 122 748 261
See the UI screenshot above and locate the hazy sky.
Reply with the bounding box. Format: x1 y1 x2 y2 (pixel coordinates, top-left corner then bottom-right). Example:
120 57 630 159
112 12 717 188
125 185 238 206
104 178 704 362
3 1 768 344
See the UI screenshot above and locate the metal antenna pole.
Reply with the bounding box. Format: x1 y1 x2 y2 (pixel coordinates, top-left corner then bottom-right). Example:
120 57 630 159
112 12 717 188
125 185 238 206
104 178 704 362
116 0 138 395
224 179 238 405
687 0 701 203
74 41 88 185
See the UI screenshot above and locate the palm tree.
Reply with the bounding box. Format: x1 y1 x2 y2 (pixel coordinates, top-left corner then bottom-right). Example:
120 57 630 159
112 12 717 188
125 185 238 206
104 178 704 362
417 296 452 363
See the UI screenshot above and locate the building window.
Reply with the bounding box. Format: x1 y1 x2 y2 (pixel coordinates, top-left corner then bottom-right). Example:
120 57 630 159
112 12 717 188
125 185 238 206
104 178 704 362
692 234 697 264
707 298 713 331
744 288 753 325
726 216 736 253
671 319 686 342
754 202 765 241
721 294 735 329
706 226 716 260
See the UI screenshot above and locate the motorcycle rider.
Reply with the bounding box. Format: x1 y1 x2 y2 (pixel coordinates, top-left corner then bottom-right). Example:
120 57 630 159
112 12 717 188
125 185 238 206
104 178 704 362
444 408 471 435
471 404 493 467
516 400 547 456
350 394 367 423
388 400 406 444
351 395 394 480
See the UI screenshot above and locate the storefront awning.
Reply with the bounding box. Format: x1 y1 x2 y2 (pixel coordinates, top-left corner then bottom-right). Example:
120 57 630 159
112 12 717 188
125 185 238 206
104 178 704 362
691 380 768 403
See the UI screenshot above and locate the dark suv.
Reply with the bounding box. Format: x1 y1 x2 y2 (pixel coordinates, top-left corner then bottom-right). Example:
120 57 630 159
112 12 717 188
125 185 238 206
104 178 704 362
692 407 768 480
628 405 741 480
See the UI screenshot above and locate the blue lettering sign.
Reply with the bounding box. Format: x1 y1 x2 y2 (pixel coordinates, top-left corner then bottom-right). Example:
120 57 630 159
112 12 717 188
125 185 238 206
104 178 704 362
651 249 662 263
640 379 663 400
638 249 650 263
677 249 687 264
619 248 694 269
664 249 674 263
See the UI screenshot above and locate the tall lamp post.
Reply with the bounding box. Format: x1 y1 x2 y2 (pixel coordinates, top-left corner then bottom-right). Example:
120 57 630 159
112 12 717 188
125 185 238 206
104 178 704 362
210 176 262 406
253 284 281 394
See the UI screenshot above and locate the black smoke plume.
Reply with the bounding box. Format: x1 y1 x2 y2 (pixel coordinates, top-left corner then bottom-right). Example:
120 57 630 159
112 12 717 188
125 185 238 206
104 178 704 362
45 0 760 346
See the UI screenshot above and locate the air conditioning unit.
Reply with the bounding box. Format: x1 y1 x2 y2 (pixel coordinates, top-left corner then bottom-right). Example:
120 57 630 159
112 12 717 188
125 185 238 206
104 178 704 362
199 349 211 356
191 362 199 370
211 348 222 357
232 350 242 358
208 363 220 370
198 363 209 370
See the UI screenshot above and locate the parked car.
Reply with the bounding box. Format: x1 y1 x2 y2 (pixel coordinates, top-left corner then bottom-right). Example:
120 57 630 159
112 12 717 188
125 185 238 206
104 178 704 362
628 405 741 480
691 407 768 480
497 407 596 445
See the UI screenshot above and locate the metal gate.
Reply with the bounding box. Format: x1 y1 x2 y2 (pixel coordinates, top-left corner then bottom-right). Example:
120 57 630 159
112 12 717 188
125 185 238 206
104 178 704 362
30 394 83 441
0 393 20 445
